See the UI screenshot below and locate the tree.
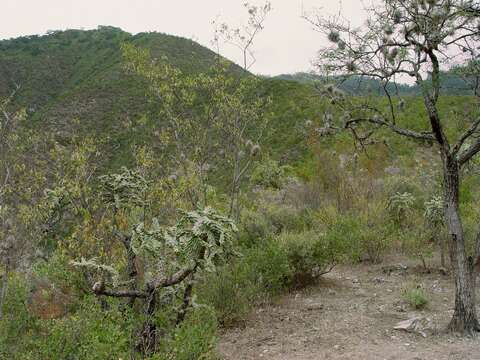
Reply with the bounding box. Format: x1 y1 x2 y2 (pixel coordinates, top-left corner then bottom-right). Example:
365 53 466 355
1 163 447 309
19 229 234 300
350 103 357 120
72 168 237 355
123 2 271 220
308 0 480 334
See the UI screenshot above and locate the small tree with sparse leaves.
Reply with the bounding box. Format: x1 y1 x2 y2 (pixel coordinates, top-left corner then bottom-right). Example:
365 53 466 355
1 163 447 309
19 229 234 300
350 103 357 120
123 2 271 221
307 0 480 334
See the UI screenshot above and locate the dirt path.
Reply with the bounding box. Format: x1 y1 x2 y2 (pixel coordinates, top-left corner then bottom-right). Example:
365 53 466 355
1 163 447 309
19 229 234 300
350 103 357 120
219 257 480 360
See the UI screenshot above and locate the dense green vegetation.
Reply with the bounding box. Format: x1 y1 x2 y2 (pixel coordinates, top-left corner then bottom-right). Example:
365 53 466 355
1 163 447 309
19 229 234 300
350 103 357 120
274 68 478 96
1 17 480 359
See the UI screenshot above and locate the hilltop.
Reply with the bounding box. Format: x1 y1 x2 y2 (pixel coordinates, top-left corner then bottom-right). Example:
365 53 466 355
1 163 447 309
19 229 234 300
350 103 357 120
0 27 325 170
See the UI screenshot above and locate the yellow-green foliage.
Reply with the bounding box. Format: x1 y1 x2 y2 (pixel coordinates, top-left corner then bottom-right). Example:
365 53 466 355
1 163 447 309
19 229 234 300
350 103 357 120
402 283 429 310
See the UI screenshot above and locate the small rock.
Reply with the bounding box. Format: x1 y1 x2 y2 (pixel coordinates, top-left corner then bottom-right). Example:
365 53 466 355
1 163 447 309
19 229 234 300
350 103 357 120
306 303 324 311
328 289 337 296
385 166 401 175
382 264 408 275
395 318 420 331
356 288 368 297
372 277 386 284
394 316 433 337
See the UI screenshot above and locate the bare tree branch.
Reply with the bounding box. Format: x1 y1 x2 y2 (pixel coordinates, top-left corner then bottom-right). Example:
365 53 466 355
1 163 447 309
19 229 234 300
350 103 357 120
93 286 148 299
458 137 480 166
452 117 480 156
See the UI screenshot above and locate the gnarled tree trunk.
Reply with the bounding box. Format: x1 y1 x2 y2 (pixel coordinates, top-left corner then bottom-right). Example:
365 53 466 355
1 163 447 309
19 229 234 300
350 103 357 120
443 155 480 334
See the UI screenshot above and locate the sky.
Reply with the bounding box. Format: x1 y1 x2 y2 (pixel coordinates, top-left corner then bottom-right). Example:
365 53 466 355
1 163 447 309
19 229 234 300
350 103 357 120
0 0 369 76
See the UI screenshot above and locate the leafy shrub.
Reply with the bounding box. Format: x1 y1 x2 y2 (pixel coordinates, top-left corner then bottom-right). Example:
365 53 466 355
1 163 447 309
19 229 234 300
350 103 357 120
1 290 135 360
398 227 434 269
315 207 363 262
239 208 273 246
250 158 288 189
163 307 218 360
314 204 395 263
358 202 392 263
277 223 366 285
239 203 307 246
402 284 429 309
197 239 292 326
277 231 330 284
244 239 292 295
32 299 134 360
0 275 35 359
198 264 254 327
387 192 415 226
266 204 305 234
424 196 444 228
358 225 391 264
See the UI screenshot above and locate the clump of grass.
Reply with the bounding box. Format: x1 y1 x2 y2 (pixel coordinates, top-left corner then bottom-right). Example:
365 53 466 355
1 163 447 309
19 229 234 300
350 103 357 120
402 284 429 309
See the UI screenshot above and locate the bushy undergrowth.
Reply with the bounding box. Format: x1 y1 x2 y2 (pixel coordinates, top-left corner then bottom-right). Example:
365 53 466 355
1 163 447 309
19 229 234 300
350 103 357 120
0 257 220 360
3 159 467 358
158 308 218 360
0 280 136 359
197 238 292 326
3 107 480 357
402 283 429 310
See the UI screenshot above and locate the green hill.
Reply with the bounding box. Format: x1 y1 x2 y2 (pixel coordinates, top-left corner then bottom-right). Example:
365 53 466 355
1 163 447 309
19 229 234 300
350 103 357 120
0 27 259 168
1 27 325 169
2 26 468 174
0 27 223 107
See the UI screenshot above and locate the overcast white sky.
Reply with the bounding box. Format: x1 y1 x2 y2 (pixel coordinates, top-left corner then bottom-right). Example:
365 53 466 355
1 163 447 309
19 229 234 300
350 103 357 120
0 0 369 76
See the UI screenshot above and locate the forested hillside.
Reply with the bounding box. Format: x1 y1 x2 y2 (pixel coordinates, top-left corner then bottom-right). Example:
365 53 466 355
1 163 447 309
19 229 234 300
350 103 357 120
1 1 480 357
0 27 323 169
0 27 242 168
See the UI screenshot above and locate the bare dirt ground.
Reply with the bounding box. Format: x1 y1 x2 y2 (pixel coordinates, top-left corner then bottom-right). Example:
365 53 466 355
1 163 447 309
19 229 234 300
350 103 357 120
219 255 480 360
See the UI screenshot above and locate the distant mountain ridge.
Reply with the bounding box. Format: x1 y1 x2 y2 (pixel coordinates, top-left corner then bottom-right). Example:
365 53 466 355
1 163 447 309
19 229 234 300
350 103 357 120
273 71 476 96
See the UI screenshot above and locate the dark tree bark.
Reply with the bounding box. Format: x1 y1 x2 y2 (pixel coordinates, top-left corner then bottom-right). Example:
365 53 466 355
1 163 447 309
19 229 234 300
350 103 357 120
138 288 157 355
442 154 480 334
176 276 194 326
440 235 447 269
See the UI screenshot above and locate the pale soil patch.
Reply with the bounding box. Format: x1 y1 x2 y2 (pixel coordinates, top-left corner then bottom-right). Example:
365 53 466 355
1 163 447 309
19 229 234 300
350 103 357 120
219 256 480 360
